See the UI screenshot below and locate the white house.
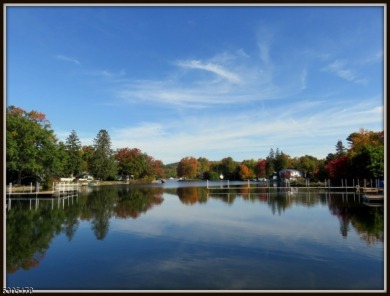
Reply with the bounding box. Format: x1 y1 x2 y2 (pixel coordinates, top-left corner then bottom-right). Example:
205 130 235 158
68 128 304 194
278 169 303 180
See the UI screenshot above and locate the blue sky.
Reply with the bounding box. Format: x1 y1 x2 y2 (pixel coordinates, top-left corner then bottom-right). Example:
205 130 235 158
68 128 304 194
6 5 384 164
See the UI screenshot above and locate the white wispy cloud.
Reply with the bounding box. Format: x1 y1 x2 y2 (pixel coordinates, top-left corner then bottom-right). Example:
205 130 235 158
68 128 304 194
323 59 367 84
55 54 80 65
258 42 271 66
358 50 383 65
110 97 383 163
236 48 250 58
176 60 241 83
94 69 126 79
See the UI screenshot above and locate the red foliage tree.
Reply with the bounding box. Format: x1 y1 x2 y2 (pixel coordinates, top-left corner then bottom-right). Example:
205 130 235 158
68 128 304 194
254 159 267 178
324 155 350 183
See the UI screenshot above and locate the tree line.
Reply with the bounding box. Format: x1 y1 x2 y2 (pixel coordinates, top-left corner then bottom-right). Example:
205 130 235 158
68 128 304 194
6 105 384 187
6 106 164 188
176 130 384 185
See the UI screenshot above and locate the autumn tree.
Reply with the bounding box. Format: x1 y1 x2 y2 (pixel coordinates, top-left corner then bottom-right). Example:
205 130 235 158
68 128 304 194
115 148 144 178
241 159 256 176
177 157 199 179
237 164 252 180
346 129 384 180
6 105 61 185
325 155 350 184
347 129 384 156
89 130 117 180
114 148 163 179
254 159 267 179
150 159 165 179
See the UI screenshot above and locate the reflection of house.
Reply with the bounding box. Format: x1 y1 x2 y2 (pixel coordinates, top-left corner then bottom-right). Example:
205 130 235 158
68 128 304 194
278 169 303 180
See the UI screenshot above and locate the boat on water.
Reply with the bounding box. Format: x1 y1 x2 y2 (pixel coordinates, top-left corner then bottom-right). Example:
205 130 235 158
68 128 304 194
362 193 384 203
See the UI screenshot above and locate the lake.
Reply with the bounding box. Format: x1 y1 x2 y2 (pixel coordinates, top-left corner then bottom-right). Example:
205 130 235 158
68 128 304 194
5 181 384 291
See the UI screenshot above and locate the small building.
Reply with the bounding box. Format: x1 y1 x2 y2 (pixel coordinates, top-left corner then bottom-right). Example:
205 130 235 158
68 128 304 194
78 174 94 181
278 169 303 180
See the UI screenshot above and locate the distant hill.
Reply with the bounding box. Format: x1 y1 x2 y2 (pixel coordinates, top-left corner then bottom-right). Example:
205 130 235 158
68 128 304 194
164 162 179 178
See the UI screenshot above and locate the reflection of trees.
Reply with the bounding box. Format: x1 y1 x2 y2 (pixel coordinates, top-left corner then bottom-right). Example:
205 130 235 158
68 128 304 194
7 186 383 276
207 189 237 204
351 207 384 244
61 198 82 241
83 186 164 238
114 186 164 219
177 187 208 205
267 192 293 215
85 187 117 240
6 186 167 273
6 199 66 273
328 194 384 244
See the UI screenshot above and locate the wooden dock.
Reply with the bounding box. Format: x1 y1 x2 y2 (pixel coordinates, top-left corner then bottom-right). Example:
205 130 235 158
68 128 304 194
6 182 80 198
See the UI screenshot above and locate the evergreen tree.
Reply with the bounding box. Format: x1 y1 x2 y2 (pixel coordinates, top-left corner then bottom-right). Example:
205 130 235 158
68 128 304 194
266 148 275 177
335 140 346 156
89 130 117 180
65 130 83 177
274 149 289 172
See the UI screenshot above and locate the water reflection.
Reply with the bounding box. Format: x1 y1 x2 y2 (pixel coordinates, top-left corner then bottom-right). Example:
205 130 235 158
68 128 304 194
6 186 164 273
6 185 383 278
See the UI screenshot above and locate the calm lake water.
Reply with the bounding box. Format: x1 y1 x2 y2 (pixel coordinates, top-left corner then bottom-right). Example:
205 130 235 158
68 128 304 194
5 181 384 291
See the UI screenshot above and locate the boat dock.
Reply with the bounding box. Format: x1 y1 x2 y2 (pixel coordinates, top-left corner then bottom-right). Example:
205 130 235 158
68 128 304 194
6 182 79 195
5 182 80 211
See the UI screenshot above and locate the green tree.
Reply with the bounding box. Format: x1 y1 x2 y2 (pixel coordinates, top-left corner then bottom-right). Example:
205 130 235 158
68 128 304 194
274 149 290 172
197 157 211 179
219 157 237 180
6 106 61 185
81 145 94 173
346 129 384 180
266 148 275 177
89 130 117 180
349 144 384 180
64 130 83 177
296 155 319 179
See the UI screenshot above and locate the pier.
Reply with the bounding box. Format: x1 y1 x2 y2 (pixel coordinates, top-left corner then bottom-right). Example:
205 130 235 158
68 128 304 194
205 179 384 195
5 182 80 211
6 182 80 197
